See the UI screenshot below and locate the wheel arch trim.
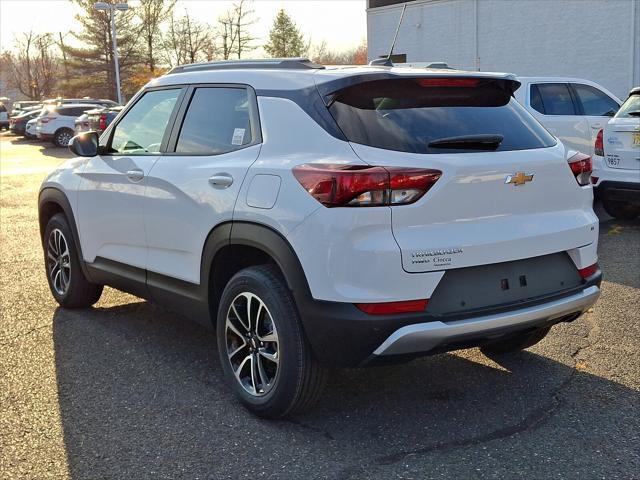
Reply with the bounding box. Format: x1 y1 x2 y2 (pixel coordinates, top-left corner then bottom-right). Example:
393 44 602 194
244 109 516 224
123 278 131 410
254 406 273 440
38 187 93 280
202 221 312 304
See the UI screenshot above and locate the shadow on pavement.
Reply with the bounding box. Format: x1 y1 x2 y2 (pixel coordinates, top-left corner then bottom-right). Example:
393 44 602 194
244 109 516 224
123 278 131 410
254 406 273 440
52 298 640 478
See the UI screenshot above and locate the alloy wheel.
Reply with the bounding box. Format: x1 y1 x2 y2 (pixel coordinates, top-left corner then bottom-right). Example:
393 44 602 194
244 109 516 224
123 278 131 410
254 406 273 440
225 292 279 397
58 130 73 146
47 228 71 295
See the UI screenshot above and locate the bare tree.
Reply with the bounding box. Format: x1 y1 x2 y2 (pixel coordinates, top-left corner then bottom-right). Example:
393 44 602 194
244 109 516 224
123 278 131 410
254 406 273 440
136 0 176 73
5 30 59 100
311 40 368 65
216 0 257 60
164 11 211 66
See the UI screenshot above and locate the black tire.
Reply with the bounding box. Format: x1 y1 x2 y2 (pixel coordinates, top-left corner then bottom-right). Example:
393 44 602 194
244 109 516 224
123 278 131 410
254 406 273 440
44 213 103 308
601 198 640 220
480 326 551 355
216 264 327 418
53 128 74 147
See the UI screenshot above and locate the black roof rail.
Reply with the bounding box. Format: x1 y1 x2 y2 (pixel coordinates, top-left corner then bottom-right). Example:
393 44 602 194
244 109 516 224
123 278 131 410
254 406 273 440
168 58 325 74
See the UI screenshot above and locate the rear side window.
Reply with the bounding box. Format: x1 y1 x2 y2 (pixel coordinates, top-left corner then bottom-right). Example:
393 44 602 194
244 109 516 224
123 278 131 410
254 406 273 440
572 83 619 116
614 94 640 119
60 107 89 117
535 83 576 115
175 87 252 155
328 78 556 154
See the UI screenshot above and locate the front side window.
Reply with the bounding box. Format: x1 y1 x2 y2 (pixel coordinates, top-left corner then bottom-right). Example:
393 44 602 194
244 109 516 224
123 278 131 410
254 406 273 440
175 87 252 155
535 83 576 116
572 83 619 116
109 89 181 154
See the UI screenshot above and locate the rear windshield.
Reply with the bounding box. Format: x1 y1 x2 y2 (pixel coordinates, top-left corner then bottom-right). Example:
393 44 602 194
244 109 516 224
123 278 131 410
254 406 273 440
614 94 640 119
328 78 556 154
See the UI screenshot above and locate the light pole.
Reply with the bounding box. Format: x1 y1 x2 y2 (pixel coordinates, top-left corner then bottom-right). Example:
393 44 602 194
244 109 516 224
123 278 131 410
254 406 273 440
94 2 129 104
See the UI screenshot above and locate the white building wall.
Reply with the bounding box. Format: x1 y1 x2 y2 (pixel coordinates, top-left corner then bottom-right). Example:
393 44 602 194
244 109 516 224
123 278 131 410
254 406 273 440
367 0 640 99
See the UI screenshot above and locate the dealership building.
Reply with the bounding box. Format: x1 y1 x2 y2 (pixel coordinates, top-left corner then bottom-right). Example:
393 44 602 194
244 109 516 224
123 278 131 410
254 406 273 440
367 0 640 99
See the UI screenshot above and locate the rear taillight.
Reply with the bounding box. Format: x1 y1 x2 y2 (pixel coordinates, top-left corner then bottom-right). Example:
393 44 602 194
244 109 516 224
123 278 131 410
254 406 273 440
98 113 107 131
594 129 604 156
356 299 428 315
567 152 592 186
578 263 599 280
292 164 441 207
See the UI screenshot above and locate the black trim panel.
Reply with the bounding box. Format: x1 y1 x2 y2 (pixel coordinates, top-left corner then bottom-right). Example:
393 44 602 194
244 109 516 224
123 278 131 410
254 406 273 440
38 187 93 281
595 181 640 204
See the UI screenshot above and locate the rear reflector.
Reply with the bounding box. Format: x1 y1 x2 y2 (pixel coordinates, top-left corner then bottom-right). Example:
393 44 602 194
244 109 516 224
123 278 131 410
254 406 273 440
415 78 480 88
356 299 428 315
567 152 592 186
578 263 599 279
292 164 441 207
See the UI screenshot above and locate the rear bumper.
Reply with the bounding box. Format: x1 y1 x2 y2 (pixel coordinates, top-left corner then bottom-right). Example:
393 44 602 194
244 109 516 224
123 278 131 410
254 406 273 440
373 285 599 357
300 271 602 367
595 181 640 205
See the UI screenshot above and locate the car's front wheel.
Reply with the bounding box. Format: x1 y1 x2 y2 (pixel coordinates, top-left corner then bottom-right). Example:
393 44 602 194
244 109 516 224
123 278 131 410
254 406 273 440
44 213 103 308
53 128 74 147
217 265 326 418
601 198 640 220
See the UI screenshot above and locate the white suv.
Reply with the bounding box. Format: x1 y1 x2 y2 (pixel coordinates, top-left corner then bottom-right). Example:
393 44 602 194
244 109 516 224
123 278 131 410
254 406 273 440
36 104 101 146
38 59 602 418
514 77 621 157
592 87 640 219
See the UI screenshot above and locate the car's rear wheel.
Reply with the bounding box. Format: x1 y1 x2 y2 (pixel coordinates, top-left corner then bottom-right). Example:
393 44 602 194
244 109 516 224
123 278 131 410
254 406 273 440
217 265 327 418
601 198 640 220
44 213 103 308
53 128 74 147
480 326 551 355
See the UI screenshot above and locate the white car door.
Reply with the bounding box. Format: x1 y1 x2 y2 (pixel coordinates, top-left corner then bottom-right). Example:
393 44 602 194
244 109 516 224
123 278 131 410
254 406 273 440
570 82 621 155
528 82 591 154
143 85 261 284
77 87 184 269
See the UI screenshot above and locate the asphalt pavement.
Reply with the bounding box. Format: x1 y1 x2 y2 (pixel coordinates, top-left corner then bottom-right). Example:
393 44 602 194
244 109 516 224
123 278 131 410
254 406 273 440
1 132 638 479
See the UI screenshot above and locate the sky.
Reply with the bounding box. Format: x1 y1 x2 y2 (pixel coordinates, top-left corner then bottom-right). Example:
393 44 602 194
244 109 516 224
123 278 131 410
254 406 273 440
0 0 367 55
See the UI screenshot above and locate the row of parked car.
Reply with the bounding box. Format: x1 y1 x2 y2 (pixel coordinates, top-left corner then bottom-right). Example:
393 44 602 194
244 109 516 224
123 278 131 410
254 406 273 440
3 98 122 147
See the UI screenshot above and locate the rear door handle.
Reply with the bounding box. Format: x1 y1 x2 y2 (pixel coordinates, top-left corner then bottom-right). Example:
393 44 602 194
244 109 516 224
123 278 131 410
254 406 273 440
126 169 144 182
209 173 233 189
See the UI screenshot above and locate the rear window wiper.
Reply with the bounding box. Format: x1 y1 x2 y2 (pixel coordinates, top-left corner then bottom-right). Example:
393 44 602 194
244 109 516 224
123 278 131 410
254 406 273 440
428 134 504 150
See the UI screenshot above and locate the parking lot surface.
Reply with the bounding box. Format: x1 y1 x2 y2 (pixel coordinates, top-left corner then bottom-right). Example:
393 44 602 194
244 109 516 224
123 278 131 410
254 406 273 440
1 132 639 479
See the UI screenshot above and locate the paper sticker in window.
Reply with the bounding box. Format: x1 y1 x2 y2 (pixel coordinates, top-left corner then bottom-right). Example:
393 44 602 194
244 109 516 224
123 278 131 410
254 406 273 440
232 128 245 145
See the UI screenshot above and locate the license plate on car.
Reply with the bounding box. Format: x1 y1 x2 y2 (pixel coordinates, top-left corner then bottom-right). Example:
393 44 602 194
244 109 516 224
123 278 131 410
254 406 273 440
633 133 640 146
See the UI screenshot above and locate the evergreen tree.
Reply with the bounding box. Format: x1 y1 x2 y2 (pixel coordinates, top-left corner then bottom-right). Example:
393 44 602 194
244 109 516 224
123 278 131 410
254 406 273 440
61 0 141 100
264 10 306 58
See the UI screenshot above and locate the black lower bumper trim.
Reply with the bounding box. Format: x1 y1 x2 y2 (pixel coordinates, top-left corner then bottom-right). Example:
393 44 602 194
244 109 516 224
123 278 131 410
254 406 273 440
300 272 602 367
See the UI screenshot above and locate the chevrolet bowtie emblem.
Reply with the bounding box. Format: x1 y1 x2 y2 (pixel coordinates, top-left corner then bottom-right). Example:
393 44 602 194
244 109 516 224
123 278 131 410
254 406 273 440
505 172 534 186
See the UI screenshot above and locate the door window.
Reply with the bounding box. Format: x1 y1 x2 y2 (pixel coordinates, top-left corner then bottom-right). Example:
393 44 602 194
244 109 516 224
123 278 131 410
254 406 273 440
534 83 576 115
109 89 181 154
571 83 619 116
175 87 252 155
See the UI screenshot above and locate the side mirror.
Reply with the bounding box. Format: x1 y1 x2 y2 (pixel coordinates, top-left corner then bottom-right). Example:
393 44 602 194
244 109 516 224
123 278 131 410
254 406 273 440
69 131 99 157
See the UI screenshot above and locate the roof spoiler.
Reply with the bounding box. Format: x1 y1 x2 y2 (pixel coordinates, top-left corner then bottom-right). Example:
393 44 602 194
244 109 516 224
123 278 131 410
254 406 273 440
316 73 522 106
